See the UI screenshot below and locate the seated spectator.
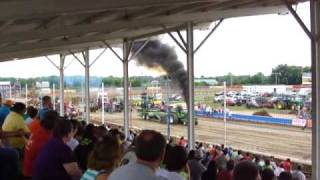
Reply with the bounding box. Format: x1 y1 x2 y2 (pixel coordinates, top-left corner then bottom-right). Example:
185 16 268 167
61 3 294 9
25 106 38 126
291 165 306 180
66 119 80 151
187 150 206 180
33 119 82 180
202 160 218 180
120 138 137 166
81 135 121 180
74 123 97 170
0 130 22 180
232 161 259 180
217 160 234 180
109 130 166 180
278 171 293 180
261 168 275 180
28 115 41 135
0 99 13 126
177 136 187 147
156 145 188 180
2 102 30 150
216 149 228 171
242 152 252 161
23 110 59 177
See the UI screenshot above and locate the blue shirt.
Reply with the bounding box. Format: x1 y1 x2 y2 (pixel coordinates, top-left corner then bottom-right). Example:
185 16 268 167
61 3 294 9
0 106 10 127
38 107 49 121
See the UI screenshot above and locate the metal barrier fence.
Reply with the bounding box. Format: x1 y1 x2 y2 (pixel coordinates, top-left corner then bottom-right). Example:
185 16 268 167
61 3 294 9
195 111 293 126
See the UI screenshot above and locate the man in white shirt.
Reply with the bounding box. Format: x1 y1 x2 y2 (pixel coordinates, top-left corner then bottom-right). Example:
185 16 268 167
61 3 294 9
109 130 166 180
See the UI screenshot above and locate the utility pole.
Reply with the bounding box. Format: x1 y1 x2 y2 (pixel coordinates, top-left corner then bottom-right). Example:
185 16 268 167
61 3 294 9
272 72 281 85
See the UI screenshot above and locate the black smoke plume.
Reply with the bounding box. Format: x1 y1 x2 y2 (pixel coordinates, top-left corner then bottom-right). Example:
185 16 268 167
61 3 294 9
132 40 188 102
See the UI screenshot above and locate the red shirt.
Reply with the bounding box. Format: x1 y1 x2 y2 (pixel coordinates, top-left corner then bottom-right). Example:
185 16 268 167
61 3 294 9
28 118 41 135
282 160 291 172
217 170 232 180
23 127 52 177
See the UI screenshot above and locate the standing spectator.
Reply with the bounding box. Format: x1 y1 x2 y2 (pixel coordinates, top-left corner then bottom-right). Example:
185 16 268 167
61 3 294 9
202 160 218 180
109 130 166 180
187 150 206 180
74 124 97 170
281 158 292 172
39 96 53 121
23 110 59 177
291 165 306 180
0 99 13 126
232 161 260 180
33 119 82 180
2 102 29 150
81 135 121 180
217 160 234 180
156 145 188 180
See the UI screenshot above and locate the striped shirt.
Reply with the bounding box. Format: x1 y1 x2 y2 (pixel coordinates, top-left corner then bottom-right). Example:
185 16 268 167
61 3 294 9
81 169 99 180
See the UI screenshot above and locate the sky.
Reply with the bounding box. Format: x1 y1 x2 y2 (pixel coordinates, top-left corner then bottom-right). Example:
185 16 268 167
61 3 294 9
0 2 311 78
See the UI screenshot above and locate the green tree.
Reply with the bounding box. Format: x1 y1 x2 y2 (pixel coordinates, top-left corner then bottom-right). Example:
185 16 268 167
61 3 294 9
271 64 303 85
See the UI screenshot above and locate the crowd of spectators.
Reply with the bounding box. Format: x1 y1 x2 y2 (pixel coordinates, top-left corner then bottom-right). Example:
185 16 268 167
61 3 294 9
0 95 309 180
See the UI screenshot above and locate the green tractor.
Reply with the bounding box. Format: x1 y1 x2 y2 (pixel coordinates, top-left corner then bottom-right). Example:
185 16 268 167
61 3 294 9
138 93 198 125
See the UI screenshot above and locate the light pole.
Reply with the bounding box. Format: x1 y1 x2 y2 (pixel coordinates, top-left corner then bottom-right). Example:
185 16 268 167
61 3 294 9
166 76 171 142
272 72 281 85
223 81 227 146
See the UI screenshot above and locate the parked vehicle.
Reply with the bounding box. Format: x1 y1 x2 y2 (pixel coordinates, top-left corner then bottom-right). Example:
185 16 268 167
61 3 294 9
246 97 273 108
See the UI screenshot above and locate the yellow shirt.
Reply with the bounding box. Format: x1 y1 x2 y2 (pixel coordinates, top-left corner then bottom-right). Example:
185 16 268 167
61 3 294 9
2 111 30 149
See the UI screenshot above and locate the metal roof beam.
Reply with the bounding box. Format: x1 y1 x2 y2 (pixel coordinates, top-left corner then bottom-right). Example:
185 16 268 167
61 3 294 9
0 20 14 32
0 0 220 21
194 18 224 53
0 6 287 45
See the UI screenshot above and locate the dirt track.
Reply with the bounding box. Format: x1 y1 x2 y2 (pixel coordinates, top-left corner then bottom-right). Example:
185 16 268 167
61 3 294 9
91 111 311 164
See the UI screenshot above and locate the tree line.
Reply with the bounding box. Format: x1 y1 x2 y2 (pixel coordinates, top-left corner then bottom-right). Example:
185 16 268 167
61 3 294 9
0 64 311 88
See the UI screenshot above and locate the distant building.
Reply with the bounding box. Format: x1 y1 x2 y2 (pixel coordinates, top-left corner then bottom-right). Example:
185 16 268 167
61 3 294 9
242 85 289 94
302 72 311 85
0 81 11 99
194 78 218 85
36 81 51 95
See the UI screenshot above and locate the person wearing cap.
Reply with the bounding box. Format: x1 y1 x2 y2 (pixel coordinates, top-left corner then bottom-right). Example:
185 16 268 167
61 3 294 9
0 99 14 127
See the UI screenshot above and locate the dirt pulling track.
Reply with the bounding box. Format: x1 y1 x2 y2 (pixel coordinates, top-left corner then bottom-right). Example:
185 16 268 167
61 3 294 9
91 112 311 165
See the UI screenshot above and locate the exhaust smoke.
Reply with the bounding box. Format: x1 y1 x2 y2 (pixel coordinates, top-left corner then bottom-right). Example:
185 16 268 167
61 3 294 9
132 40 188 102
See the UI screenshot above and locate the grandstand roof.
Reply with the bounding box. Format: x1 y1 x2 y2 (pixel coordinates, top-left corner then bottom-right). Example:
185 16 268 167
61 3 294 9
0 0 306 61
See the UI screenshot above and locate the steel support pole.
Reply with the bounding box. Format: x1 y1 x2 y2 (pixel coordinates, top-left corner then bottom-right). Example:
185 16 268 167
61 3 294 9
84 49 90 123
59 54 65 116
101 82 105 125
123 40 130 139
25 84 28 106
186 22 195 150
310 0 320 179
52 83 56 111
